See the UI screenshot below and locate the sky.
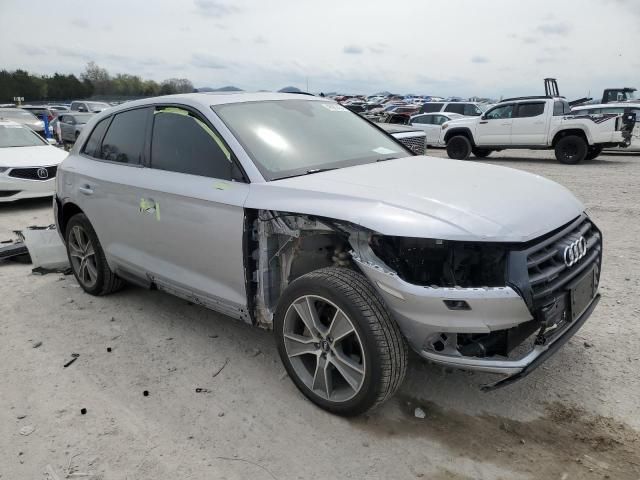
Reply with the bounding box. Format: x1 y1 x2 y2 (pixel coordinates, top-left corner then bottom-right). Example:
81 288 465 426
1 0 639 99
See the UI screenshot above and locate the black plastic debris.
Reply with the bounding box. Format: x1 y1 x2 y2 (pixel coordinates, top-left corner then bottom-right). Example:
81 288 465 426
63 353 80 368
195 388 211 393
0 241 29 262
107 347 112 353
80 408 87 415
143 390 149 397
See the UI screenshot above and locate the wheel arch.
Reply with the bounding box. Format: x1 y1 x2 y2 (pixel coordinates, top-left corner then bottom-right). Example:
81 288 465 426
444 127 476 146
57 200 85 241
552 128 590 147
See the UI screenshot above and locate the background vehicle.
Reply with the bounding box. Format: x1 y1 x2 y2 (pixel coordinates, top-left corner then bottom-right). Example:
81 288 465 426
0 120 67 202
21 105 59 122
56 93 600 416
410 112 463 146
377 123 427 154
57 112 96 146
571 103 640 152
419 101 487 116
0 108 46 136
441 96 635 163
70 100 111 113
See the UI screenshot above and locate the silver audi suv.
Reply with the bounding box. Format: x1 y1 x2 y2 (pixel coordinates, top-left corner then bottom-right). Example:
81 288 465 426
55 93 602 415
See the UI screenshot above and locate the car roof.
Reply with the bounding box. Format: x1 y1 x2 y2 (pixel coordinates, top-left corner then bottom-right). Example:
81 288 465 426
99 92 328 114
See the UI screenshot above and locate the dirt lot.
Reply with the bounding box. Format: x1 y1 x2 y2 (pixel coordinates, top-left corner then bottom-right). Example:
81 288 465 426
1 149 639 480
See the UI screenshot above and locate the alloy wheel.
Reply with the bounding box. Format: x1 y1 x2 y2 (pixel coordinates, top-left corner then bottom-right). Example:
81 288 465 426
282 295 366 402
68 225 98 289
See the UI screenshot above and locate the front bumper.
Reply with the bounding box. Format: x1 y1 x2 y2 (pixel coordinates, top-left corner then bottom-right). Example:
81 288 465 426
0 175 56 202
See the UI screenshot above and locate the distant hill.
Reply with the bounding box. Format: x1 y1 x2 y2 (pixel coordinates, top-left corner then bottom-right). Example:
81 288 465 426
278 86 302 93
196 85 243 92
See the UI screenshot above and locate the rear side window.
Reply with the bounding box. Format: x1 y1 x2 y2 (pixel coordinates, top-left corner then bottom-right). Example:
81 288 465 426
444 103 465 115
150 107 234 180
82 117 111 158
421 103 443 113
412 115 430 125
516 102 545 118
553 100 571 116
463 104 483 116
99 108 148 164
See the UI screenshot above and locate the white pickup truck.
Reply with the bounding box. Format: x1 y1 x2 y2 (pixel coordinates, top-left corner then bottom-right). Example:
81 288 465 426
441 96 635 164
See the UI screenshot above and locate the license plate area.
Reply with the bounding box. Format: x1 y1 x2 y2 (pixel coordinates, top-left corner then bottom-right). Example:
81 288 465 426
568 266 596 321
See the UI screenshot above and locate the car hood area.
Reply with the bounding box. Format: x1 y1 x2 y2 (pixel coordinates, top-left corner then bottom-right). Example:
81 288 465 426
246 156 585 242
0 145 68 168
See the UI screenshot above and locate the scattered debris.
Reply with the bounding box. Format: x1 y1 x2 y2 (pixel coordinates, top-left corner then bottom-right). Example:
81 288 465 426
17 414 27 420
17 225 69 272
218 412 225 417
45 464 62 480
80 408 87 415
250 349 261 357
143 390 149 397
414 407 426 419
106 347 112 353
208 334 219 338
195 387 211 393
32 340 43 348
212 358 229 378
0 239 29 262
584 341 593 348
63 353 80 368
19 425 35 436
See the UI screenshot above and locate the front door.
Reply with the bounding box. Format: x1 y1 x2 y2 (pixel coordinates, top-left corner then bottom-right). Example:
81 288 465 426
476 104 514 145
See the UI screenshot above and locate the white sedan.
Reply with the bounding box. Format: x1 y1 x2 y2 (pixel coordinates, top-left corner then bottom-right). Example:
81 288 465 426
409 112 464 146
0 120 68 202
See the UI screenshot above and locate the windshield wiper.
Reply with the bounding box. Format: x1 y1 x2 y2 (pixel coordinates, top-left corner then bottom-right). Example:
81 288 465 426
305 167 338 175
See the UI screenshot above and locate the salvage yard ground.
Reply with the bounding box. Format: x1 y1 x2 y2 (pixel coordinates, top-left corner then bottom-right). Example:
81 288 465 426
1 149 639 479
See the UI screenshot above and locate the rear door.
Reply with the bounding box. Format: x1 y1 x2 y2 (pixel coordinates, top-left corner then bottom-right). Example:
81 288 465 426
133 105 250 315
476 104 514 145
511 101 548 145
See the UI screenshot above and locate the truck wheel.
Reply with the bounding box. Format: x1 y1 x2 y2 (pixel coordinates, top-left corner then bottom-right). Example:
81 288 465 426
274 267 408 416
585 146 603 160
472 148 492 158
65 213 123 296
555 135 588 164
447 135 472 160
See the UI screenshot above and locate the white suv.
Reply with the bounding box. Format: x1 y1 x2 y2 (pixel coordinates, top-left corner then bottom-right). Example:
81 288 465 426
441 96 635 163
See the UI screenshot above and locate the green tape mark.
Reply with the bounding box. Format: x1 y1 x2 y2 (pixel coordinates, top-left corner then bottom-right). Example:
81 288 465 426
213 182 232 191
155 201 160 221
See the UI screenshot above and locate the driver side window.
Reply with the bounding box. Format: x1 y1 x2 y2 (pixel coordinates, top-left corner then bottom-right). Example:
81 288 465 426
485 104 513 120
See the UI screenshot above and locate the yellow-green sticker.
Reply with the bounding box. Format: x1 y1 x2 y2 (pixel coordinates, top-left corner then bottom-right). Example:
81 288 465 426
213 182 232 191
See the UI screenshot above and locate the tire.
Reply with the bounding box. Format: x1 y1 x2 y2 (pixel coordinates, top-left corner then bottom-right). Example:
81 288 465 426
274 267 408 416
446 135 472 160
472 148 492 158
585 146 603 161
65 213 123 296
554 135 588 164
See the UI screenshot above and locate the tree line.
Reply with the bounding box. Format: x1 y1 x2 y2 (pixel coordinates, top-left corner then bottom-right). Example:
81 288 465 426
0 62 194 103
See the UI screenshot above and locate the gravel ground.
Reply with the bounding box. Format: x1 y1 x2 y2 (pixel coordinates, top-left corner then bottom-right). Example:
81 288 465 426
1 149 639 480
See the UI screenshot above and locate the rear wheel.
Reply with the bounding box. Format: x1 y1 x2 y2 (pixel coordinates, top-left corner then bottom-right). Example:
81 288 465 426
274 267 407 416
472 148 492 158
555 135 588 164
446 135 472 160
65 213 123 296
585 146 603 160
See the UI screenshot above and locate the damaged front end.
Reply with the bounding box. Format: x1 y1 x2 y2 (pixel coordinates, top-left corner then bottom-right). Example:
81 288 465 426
348 214 602 390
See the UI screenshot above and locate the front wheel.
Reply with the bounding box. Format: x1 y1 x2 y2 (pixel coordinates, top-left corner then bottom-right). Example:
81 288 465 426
274 267 408 416
446 135 472 160
555 135 588 164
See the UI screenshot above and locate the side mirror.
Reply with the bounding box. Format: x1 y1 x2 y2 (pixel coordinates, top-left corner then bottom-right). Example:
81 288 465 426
47 138 57 145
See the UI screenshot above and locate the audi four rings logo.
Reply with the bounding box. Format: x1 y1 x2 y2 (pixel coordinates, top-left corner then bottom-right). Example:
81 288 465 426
36 168 49 179
563 237 588 267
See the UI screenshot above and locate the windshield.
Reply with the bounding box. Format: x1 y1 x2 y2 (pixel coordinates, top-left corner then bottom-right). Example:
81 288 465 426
0 109 39 121
87 102 110 112
213 100 410 180
0 124 47 148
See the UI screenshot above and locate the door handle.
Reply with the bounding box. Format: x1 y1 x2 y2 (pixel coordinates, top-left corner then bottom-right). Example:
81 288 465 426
78 184 94 195
479 120 488 124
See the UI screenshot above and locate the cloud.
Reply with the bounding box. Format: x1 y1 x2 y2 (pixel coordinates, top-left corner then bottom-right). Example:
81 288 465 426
253 35 268 44
15 43 47 56
193 0 240 18
521 36 537 44
191 53 227 69
471 55 489 64
537 22 571 35
71 18 89 29
343 45 363 55
368 43 388 54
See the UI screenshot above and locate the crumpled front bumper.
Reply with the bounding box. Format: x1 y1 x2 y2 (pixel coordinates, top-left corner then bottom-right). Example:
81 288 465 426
353 255 599 390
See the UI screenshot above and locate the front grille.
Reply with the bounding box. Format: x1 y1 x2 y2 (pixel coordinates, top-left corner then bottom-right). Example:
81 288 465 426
526 216 601 307
8 165 57 181
397 135 426 155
